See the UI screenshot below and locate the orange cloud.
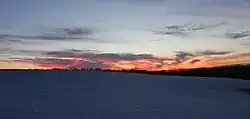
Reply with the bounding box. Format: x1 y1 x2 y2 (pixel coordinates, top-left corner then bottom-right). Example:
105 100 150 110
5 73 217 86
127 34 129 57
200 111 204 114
2 50 250 70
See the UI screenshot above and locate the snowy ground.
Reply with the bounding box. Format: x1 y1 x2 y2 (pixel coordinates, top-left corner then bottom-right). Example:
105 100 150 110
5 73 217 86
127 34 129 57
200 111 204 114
0 71 250 119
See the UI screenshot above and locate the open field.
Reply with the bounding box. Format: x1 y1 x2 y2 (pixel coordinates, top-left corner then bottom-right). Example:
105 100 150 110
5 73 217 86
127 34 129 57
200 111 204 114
0 70 250 119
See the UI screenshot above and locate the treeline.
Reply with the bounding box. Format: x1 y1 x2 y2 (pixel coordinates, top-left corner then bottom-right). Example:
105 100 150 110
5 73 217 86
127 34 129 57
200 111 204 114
1 64 250 80
103 65 250 80
58 64 250 80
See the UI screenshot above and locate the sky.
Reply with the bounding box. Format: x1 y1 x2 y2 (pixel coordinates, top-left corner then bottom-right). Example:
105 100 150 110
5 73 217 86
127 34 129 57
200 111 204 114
0 0 250 70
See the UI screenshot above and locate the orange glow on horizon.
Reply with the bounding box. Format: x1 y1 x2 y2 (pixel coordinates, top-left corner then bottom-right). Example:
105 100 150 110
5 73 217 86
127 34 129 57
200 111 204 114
1 53 250 70
0 61 40 69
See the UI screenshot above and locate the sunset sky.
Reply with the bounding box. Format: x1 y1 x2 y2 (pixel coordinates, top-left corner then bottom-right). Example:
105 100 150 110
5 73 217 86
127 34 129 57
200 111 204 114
0 0 250 70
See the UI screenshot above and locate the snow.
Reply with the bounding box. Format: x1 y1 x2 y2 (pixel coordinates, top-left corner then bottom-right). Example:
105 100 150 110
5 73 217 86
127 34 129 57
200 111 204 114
0 71 250 119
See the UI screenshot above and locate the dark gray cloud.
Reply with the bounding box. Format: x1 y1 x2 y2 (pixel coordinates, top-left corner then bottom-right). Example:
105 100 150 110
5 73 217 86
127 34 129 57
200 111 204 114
189 59 201 64
61 28 93 36
42 27 94 37
174 51 194 62
70 61 111 69
180 22 226 32
46 50 164 62
196 50 231 55
154 21 227 37
0 27 96 41
153 31 188 37
96 53 164 61
164 23 191 30
224 31 250 39
173 50 231 64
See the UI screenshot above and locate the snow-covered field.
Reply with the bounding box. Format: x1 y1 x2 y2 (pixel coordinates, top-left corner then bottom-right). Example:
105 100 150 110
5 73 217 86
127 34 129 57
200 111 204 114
0 71 250 119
